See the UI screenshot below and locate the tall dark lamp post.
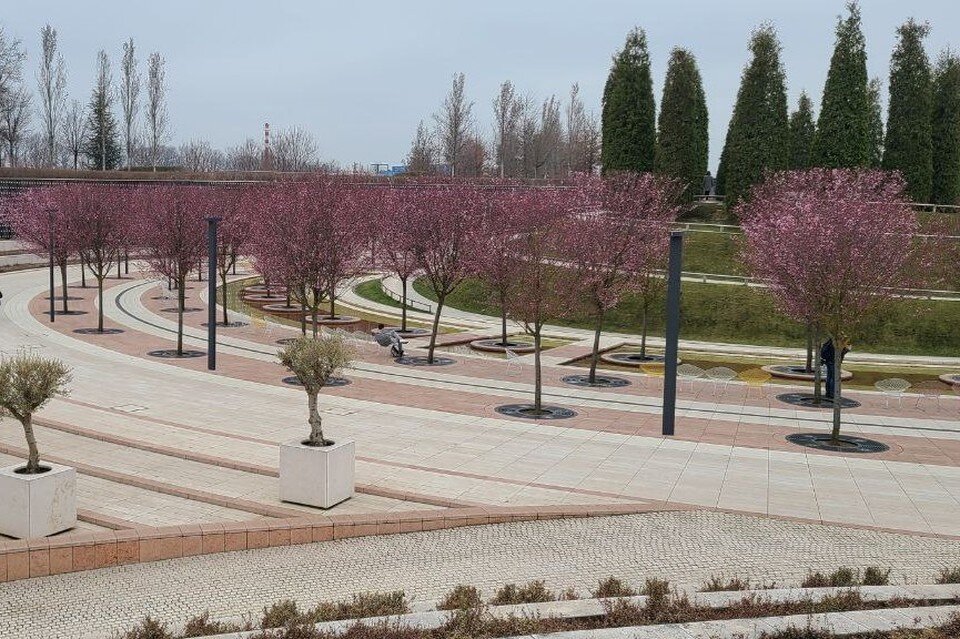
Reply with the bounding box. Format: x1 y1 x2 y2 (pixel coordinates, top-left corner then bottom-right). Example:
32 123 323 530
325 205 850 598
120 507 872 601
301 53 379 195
47 208 55 323
206 216 221 370
661 231 684 436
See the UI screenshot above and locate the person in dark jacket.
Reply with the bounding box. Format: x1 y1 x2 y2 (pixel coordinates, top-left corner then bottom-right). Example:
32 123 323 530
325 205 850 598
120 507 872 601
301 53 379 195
820 337 850 400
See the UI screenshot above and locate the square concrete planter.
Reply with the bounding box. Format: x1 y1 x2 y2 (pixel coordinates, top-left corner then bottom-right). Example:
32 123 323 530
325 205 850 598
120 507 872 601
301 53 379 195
279 439 354 509
0 462 77 539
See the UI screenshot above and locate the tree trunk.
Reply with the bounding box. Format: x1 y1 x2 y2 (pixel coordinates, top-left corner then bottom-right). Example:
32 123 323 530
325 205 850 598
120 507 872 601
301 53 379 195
300 286 307 336
307 390 325 445
97 277 105 332
400 277 409 332
812 328 823 403
312 287 320 338
124 250 129 274
805 324 813 373
329 286 336 319
221 271 229 326
21 414 41 473
80 255 87 288
177 278 185 355
830 346 843 442
117 253 121 278
533 330 543 413
640 304 648 359
427 295 445 364
59 261 69 313
286 289 291 308
499 291 508 346
588 309 604 384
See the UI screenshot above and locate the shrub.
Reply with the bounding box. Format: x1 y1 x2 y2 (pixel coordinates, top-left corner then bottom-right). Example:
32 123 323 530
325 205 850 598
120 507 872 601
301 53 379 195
936 566 960 584
488 580 555 605
182 612 246 636
437 585 483 611
862 567 892 586
700 575 750 592
801 567 857 588
591 576 637 599
119 617 173 639
261 600 303 629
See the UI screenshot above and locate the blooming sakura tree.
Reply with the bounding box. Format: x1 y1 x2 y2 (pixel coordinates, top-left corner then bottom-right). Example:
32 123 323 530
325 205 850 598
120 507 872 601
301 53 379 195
371 187 420 332
740 169 925 441
9 187 77 315
407 183 484 363
132 185 208 355
471 188 527 347
569 173 680 383
70 184 125 332
504 187 577 414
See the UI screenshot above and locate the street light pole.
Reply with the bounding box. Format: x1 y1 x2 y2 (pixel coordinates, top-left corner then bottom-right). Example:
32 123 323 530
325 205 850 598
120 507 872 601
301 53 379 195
206 216 221 371
47 208 55 323
661 231 684 436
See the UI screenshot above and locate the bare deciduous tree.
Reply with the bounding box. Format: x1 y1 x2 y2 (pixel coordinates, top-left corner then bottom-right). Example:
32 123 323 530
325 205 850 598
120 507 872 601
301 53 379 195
406 120 435 175
1 86 31 166
433 72 473 176
564 83 599 174
534 96 563 178
492 80 525 178
226 138 262 171
36 24 66 167
145 52 168 171
177 139 224 172
119 38 140 169
0 26 27 167
273 126 318 171
62 99 87 169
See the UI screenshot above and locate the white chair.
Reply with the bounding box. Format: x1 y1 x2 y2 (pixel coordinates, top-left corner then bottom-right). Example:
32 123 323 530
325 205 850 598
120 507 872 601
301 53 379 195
875 378 911 408
677 363 705 393
914 380 945 410
705 366 737 396
505 348 522 376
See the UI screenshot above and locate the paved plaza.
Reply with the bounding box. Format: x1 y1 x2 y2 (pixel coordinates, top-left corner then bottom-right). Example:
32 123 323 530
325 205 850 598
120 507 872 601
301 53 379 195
1 264 960 637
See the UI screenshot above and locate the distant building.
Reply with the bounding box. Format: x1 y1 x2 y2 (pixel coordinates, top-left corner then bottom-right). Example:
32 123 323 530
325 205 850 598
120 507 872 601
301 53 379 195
371 163 407 177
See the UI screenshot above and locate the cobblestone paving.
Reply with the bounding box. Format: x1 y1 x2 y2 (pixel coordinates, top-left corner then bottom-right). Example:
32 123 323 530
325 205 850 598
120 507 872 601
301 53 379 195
4 511 960 639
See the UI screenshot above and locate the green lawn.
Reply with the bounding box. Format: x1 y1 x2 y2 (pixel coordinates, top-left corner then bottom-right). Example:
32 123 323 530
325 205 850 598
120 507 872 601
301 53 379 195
353 278 420 311
414 276 960 357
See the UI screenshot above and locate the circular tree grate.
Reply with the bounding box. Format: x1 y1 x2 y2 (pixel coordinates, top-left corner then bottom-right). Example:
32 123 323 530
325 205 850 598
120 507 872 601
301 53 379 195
601 352 670 366
395 355 455 366
561 374 630 388
786 433 889 454
45 310 87 316
495 404 577 420
147 349 205 359
73 328 124 335
201 321 249 328
160 307 203 313
282 376 350 387
776 392 861 409
470 338 536 354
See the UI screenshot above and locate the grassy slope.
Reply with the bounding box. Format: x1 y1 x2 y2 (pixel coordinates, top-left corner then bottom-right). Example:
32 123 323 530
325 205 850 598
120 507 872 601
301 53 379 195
414 277 960 357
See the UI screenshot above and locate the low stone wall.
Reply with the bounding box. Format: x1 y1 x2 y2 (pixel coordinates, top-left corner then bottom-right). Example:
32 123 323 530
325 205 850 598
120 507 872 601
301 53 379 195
0 503 664 583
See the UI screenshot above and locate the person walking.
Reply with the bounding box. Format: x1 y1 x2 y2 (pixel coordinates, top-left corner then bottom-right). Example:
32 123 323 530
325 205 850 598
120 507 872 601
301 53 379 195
820 337 850 401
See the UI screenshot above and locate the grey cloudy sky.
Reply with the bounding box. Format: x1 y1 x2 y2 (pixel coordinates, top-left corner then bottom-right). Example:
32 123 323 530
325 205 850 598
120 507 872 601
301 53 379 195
6 1 960 171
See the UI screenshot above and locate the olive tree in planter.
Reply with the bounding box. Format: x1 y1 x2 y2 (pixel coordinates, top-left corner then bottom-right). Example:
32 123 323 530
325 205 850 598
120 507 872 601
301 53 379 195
277 335 356 508
0 350 75 538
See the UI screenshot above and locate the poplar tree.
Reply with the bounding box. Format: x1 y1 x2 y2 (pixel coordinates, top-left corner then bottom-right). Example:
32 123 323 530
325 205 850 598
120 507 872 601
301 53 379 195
813 2 872 168
867 78 885 168
601 28 656 173
932 52 960 205
716 24 789 204
788 92 816 169
883 19 933 203
655 48 708 200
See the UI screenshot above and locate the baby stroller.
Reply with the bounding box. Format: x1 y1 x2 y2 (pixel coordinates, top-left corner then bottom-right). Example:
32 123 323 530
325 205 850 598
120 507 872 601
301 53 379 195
374 329 406 358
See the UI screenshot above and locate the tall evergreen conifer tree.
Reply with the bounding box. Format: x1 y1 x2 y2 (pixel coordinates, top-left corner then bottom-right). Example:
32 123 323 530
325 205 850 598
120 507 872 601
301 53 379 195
83 50 121 170
655 48 708 200
788 92 816 169
601 28 656 173
715 25 789 204
932 52 960 205
867 78 885 168
883 19 933 203
813 2 872 168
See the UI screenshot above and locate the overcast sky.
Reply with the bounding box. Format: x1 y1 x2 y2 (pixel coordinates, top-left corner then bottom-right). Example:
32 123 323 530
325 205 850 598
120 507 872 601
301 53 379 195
6 1 960 171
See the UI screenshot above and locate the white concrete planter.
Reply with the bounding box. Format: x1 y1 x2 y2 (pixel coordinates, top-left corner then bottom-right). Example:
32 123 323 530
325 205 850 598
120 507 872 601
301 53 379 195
0 462 77 539
279 439 354 509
